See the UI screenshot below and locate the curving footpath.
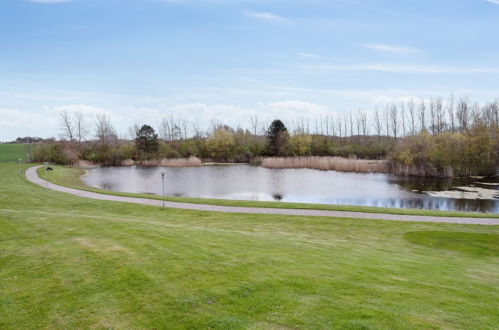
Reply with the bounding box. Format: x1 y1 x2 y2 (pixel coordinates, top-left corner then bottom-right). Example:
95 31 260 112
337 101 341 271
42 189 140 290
26 166 499 225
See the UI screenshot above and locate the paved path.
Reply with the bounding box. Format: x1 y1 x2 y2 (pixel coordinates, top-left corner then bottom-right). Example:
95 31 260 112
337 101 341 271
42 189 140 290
26 166 499 225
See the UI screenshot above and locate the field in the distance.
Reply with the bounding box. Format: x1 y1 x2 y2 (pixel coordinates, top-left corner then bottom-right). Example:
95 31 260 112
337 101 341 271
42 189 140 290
1 163 498 328
0 143 29 163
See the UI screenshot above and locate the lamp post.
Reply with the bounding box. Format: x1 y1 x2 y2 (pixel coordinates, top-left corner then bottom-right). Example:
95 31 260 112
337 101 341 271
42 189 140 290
18 159 22 175
161 172 166 209
45 162 49 188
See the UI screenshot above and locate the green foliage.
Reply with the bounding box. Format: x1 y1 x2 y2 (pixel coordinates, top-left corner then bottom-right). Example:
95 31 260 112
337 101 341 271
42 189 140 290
266 119 289 156
33 143 70 164
135 125 159 157
205 129 236 160
393 127 498 177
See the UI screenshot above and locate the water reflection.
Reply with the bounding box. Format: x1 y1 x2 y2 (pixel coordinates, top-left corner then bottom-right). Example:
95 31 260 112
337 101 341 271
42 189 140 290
82 165 499 213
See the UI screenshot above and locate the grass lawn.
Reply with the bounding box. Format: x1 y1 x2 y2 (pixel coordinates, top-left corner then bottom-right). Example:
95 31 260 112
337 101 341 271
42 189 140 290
1 163 498 328
39 165 499 219
0 144 30 163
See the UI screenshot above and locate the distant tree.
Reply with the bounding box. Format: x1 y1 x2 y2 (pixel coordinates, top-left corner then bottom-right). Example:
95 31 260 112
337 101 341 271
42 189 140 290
266 119 289 156
205 128 235 160
58 110 74 142
94 114 117 146
135 125 159 155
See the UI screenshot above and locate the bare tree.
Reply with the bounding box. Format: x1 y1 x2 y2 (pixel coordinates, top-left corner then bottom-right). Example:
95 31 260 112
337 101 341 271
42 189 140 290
249 116 259 135
59 110 74 142
128 123 140 140
94 114 116 145
329 114 336 137
408 98 416 135
456 98 471 132
447 94 455 132
337 114 343 140
418 99 426 132
373 108 383 142
390 105 398 139
73 111 88 144
435 97 444 134
385 105 390 138
192 119 203 138
429 98 436 135
400 102 406 137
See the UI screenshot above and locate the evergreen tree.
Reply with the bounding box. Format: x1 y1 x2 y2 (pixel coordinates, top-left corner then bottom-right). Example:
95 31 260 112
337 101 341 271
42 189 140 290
135 125 159 155
266 119 289 156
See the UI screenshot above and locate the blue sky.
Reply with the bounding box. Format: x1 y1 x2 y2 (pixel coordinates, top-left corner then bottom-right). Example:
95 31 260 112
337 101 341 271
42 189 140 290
1 0 498 140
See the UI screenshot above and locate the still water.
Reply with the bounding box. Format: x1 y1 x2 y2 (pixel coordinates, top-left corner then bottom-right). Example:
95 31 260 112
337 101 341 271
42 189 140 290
82 165 499 213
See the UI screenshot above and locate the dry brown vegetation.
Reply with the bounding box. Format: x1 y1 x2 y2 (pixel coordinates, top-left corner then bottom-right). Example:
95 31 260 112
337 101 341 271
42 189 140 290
142 156 202 167
262 156 388 173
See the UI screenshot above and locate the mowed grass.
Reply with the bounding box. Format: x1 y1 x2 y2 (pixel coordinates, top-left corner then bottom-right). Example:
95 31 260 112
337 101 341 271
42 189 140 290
0 144 29 163
2 164 499 328
40 165 499 219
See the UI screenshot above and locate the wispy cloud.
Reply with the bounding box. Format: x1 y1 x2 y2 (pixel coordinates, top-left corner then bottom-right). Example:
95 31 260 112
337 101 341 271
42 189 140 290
244 10 285 22
23 0 71 3
364 43 422 55
307 63 499 75
297 52 320 59
484 0 499 5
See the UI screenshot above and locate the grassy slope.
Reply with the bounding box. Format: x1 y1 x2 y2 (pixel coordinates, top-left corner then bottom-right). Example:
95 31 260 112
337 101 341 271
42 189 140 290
1 163 498 328
40 165 499 219
0 144 29 163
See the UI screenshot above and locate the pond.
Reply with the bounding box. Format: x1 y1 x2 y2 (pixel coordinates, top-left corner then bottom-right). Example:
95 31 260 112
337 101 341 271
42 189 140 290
82 165 499 213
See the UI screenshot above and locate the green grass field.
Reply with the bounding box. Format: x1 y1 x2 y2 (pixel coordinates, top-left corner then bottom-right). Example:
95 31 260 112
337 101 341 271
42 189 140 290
0 143 30 163
1 163 498 328
40 165 499 219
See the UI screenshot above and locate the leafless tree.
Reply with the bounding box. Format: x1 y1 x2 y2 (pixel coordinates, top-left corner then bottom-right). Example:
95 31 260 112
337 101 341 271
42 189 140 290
429 98 436 135
373 108 383 142
385 105 390 138
447 94 455 132
390 105 398 139
408 98 416 135
59 110 74 142
336 114 343 140
73 111 88 144
94 114 116 145
418 99 426 132
128 123 140 140
192 119 203 138
329 114 336 137
456 98 471 132
400 102 406 137
249 116 259 135
435 97 444 134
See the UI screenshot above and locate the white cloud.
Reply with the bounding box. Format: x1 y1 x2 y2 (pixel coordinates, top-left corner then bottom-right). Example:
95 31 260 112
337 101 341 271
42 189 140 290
0 108 55 141
484 0 499 5
364 43 422 55
244 10 285 21
297 52 320 59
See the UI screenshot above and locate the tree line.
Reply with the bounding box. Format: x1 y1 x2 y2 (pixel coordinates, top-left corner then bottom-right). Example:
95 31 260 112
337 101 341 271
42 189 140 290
33 96 498 177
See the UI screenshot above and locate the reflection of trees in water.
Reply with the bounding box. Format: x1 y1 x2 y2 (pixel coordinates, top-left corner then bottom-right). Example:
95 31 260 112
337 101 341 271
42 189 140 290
331 198 498 213
389 176 498 192
272 193 283 201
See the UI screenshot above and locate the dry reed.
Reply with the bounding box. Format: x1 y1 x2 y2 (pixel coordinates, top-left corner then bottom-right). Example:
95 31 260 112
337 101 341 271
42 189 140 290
261 156 388 173
142 157 202 167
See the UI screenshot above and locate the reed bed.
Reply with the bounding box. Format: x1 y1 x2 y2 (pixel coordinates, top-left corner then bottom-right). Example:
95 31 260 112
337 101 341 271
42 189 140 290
262 156 388 173
142 156 202 167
